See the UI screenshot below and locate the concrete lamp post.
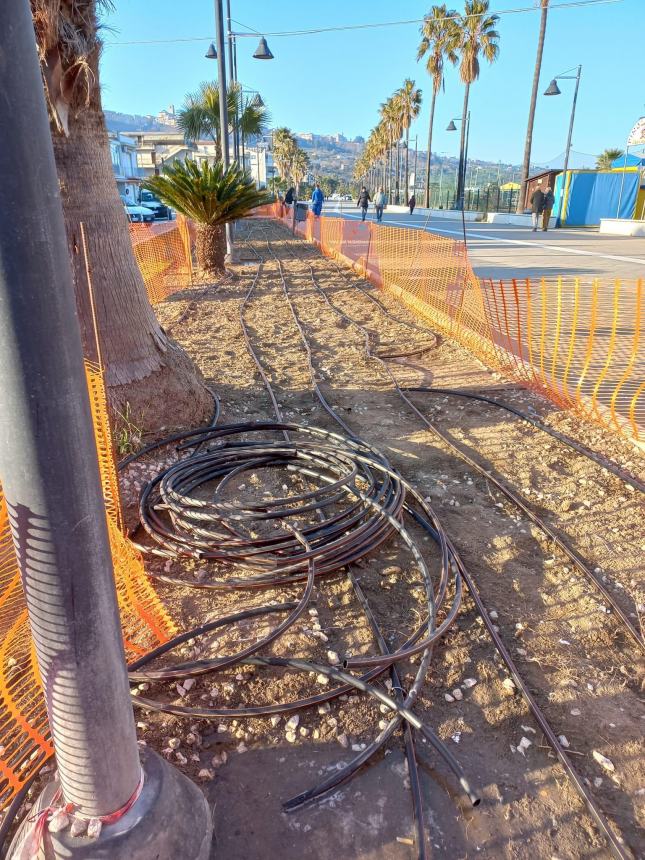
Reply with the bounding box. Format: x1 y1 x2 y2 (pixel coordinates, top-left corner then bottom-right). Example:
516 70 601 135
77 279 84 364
0 2 211 857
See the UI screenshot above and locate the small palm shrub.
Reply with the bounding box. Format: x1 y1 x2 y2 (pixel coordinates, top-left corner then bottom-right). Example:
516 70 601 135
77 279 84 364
144 160 271 273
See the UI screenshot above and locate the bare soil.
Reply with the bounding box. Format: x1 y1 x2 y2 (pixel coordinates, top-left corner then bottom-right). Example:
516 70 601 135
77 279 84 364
124 218 645 859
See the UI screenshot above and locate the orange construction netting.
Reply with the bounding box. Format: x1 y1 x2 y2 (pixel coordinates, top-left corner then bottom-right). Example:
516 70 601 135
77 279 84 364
129 215 194 305
0 362 177 810
253 202 644 445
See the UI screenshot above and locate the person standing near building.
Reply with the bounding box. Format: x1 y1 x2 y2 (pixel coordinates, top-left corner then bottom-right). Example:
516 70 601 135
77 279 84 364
357 186 371 222
530 186 545 232
542 186 555 231
311 183 324 217
374 187 386 223
285 186 295 205
408 193 416 215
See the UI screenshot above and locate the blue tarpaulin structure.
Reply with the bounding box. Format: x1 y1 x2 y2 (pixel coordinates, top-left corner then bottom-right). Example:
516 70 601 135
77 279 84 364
553 170 639 226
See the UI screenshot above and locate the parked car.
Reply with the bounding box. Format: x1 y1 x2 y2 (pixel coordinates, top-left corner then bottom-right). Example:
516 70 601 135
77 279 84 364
139 189 172 220
121 197 155 223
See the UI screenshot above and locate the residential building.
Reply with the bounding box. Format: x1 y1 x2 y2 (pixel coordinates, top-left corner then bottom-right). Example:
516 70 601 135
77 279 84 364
242 147 275 189
108 132 140 201
156 104 178 128
123 132 198 179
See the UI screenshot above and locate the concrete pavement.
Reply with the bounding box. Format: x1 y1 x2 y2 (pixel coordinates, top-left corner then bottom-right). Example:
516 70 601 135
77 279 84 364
321 202 645 282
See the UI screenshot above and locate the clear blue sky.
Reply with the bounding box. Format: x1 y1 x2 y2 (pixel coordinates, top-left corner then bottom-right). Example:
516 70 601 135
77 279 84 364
100 0 645 165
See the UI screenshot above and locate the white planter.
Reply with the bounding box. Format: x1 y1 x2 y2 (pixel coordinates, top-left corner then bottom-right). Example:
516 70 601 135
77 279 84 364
599 218 645 237
486 212 557 228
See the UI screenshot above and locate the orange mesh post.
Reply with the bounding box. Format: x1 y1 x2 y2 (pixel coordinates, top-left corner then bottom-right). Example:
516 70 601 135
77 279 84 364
0 362 176 810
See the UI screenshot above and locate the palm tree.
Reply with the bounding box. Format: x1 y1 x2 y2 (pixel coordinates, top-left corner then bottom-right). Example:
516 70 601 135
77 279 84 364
291 148 310 194
178 81 269 151
272 127 297 185
417 5 459 207
145 160 270 274
29 0 211 434
395 80 423 202
380 98 402 202
596 148 624 170
453 0 500 208
516 0 549 213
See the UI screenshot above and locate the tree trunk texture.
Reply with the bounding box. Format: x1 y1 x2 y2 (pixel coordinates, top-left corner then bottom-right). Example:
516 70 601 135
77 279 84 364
517 1 549 212
424 90 437 208
195 223 227 274
53 108 212 435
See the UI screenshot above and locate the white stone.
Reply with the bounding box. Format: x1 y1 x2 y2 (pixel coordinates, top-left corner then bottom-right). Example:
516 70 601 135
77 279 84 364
558 735 570 748
198 768 214 781
285 731 297 744
444 693 455 702
87 818 102 839
452 688 463 701
337 733 349 748
270 715 281 727
285 715 300 732
463 678 477 688
517 737 532 756
592 750 615 772
327 650 340 664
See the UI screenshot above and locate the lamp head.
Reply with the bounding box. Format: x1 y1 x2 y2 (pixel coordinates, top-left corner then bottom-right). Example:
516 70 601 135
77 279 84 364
253 37 274 60
446 120 457 132
544 79 561 96
205 42 217 60
252 94 265 107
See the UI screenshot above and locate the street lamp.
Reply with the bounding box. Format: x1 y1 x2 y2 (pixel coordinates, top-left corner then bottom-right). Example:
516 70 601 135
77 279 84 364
447 112 470 210
544 64 582 223
205 42 217 60
253 36 274 60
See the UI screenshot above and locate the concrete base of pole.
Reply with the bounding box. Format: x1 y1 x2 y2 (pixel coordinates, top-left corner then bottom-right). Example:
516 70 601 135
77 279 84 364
7 748 212 859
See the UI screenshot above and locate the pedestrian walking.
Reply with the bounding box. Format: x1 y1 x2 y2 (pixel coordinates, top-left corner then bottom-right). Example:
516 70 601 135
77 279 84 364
542 186 555 231
357 186 371 222
311 183 324 217
374 187 386 223
408 193 416 215
285 187 295 205
530 187 545 232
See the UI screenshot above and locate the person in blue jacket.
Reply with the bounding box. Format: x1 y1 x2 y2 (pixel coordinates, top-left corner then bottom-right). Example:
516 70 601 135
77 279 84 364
311 183 324 216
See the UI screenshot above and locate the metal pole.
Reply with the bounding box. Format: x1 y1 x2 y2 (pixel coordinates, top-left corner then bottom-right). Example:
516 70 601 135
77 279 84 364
616 145 630 218
0 3 210 857
413 136 418 198
557 65 581 224
226 0 238 164
462 111 471 211
214 0 233 256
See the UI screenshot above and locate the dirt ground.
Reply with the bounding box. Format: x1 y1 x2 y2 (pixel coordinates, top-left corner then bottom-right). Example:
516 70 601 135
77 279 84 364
123 218 644 860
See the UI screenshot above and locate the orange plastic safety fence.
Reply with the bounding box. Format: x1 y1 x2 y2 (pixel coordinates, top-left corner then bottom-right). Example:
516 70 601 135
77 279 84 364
129 216 194 304
0 362 176 810
255 203 644 444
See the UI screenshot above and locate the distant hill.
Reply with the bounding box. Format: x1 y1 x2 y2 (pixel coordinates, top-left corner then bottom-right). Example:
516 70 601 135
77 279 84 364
105 110 176 133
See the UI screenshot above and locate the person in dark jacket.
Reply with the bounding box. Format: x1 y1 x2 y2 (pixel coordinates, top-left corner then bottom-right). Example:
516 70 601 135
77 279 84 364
542 186 555 231
357 186 371 221
408 193 416 215
284 187 295 205
529 187 545 231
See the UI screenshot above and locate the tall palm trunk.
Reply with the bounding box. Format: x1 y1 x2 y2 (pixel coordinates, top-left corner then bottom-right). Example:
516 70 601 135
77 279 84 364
456 83 470 209
34 2 211 436
516 0 549 212
424 88 438 208
53 110 212 432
